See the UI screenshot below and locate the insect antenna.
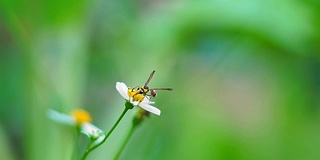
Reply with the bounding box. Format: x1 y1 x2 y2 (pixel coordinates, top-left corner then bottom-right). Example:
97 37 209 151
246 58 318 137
150 88 173 91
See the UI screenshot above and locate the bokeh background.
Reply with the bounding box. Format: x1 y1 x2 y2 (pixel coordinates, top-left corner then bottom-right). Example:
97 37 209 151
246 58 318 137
1 0 320 159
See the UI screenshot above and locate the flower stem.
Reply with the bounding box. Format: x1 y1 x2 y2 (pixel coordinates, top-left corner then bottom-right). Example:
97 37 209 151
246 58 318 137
113 125 137 160
71 130 81 160
81 139 94 160
81 107 129 160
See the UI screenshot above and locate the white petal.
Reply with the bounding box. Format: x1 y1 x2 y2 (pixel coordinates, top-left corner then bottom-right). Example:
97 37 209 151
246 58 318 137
81 123 101 136
130 99 139 106
81 123 106 145
132 101 139 106
139 102 161 116
116 82 129 100
47 109 76 125
142 96 155 104
149 101 155 104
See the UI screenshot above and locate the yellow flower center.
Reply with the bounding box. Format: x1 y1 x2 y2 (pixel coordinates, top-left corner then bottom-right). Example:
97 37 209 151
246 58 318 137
71 109 92 125
128 87 145 102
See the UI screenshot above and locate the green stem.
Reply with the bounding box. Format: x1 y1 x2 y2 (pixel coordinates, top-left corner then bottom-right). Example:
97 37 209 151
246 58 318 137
81 107 129 160
113 125 137 160
71 130 81 160
81 139 94 160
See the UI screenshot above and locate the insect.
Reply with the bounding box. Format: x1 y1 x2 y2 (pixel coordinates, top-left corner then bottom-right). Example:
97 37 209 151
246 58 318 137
128 70 173 102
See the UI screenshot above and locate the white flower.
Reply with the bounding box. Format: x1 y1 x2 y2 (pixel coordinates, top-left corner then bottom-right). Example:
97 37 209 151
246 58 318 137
48 109 106 145
116 82 161 115
81 122 105 145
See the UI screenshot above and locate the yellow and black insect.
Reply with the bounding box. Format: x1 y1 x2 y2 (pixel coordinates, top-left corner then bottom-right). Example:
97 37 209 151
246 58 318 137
128 70 173 102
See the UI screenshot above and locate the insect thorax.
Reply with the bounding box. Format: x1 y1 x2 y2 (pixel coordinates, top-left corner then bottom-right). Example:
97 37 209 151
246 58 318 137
127 86 149 102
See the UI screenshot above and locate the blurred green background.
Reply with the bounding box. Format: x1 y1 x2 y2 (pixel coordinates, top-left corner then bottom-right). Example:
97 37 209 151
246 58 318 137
1 0 320 159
